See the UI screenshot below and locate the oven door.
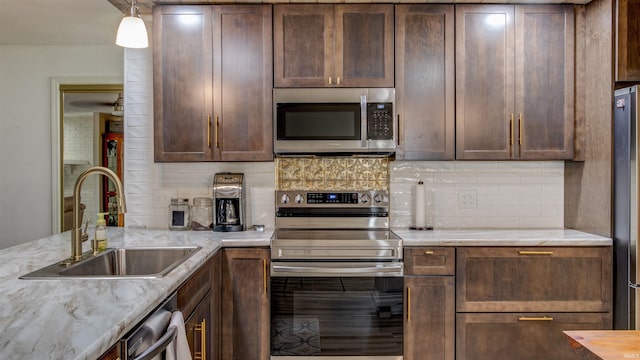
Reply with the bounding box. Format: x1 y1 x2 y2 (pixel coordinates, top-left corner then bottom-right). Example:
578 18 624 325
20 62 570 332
270 266 403 359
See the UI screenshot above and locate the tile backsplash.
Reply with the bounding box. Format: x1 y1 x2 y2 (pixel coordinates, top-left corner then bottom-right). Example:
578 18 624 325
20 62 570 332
390 161 564 229
276 156 389 190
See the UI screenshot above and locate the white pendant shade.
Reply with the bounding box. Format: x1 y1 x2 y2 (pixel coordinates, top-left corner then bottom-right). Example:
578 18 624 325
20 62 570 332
116 16 148 48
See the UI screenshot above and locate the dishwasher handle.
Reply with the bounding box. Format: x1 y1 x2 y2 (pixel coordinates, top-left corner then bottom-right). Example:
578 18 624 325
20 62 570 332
131 325 178 360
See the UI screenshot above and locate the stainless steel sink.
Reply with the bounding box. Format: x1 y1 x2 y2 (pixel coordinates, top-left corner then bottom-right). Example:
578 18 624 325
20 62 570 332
20 246 201 279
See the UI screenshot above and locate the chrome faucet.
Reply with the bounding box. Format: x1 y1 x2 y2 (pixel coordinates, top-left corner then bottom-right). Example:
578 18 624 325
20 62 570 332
71 166 127 261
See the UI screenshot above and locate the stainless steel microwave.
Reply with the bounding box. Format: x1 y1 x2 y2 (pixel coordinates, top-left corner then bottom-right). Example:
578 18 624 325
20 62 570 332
273 88 396 154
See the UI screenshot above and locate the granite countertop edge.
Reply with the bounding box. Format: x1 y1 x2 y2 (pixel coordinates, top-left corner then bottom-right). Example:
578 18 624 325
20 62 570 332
0 227 611 359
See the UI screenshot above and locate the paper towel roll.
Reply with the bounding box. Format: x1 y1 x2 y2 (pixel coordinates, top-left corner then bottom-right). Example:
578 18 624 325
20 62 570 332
415 181 426 228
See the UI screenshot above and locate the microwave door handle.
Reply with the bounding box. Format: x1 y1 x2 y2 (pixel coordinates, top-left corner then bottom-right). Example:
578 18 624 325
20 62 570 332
361 94 367 148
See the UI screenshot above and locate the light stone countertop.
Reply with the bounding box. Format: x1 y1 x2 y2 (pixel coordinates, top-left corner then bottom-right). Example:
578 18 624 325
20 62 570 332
0 227 609 360
393 228 612 246
0 228 271 360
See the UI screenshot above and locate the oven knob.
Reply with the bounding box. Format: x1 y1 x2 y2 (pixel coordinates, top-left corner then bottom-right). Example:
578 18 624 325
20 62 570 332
280 194 290 204
360 194 371 204
374 193 385 204
294 194 304 204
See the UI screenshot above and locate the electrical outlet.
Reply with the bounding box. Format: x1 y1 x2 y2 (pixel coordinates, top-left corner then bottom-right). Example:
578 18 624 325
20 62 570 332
458 190 477 209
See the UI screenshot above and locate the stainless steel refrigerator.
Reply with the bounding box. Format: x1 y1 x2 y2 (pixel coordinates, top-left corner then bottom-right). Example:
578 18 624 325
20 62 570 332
614 85 640 329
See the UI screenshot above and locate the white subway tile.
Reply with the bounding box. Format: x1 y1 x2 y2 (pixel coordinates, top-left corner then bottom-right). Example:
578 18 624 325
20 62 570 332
497 206 542 217
518 216 564 229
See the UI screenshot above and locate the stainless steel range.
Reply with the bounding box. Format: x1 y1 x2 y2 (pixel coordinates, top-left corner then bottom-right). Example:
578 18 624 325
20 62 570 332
270 189 403 360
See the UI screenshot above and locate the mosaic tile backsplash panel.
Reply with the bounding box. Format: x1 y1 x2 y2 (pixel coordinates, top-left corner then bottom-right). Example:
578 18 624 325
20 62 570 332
276 157 389 190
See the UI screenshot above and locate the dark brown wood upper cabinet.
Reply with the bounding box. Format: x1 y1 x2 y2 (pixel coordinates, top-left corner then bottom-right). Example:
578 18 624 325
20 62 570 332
274 4 394 88
153 5 273 162
154 6 213 162
455 5 574 160
617 0 640 81
395 4 455 160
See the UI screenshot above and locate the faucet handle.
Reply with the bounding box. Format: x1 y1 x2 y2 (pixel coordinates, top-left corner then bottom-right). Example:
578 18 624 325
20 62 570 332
81 220 89 242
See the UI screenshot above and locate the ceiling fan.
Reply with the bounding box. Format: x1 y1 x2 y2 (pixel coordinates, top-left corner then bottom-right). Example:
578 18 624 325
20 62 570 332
66 93 124 116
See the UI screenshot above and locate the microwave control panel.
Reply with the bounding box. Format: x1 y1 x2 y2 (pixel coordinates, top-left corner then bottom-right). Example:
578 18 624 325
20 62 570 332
367 103 394 140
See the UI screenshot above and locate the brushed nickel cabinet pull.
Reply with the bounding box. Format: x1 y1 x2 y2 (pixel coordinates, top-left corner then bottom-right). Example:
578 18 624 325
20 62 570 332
424 250 434 255
518 251 554 256
207 115 211 148
518 316 553 321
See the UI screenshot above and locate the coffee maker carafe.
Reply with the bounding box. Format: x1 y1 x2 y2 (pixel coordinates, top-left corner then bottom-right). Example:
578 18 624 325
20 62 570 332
213 173 245 232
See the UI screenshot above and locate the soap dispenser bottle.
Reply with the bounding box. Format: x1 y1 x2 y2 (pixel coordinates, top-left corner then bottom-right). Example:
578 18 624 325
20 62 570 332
94 212 109 253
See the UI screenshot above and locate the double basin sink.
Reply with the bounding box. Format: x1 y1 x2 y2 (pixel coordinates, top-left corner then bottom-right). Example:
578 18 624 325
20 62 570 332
20 246 201 279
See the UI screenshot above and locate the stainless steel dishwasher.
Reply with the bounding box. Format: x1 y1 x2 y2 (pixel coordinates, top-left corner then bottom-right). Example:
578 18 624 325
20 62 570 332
120 291 180 360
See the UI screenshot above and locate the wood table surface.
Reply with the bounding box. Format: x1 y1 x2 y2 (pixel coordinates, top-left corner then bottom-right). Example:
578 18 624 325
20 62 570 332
564 330 640 360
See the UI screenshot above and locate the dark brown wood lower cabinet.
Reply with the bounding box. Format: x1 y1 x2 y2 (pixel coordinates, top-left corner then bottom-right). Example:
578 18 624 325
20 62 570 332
179 252 221 360
185 294 213 360
221 248 270 360
456 312 611 360
96 343 119 360
404 276 455 360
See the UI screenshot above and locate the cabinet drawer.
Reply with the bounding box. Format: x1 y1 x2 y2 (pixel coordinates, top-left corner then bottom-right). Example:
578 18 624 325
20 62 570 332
456 247 612 312
405 247 455 275
178 256 213 319
456 312 611 360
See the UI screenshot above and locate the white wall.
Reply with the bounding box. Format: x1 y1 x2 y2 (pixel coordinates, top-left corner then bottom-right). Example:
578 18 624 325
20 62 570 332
0 45 123 250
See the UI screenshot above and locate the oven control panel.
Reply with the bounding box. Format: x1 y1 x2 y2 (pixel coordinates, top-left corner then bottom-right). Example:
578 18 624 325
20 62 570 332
276 190 388 207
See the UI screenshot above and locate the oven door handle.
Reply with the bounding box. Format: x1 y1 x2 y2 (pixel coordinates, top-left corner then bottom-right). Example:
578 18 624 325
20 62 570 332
271 262 404 277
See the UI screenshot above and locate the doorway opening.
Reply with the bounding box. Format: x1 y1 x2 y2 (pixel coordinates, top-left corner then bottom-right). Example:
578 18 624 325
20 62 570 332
51 78 123 234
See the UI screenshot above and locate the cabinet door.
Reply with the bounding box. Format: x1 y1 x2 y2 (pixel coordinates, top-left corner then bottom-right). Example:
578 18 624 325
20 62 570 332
222 248 270 360
395 5 455 160
617 0 640 80
455 5 514 160
213 5 273 161
405 276 455 360
456 312 611 360
153 6 214 162
186 294 213 360
335 4 394 87
515 5 574 159
456 247 612 313
274 4 334 87
178 253 220 360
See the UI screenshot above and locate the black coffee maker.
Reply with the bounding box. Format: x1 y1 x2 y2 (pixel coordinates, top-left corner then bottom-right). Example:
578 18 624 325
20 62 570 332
213 173 245 232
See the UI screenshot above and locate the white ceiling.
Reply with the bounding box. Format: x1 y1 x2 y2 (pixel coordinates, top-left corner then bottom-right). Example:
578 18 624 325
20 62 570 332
0 0 124 46
64 92 122 114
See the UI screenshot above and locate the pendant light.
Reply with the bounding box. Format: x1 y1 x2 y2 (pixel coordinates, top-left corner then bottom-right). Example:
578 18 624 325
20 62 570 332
116 0 148 48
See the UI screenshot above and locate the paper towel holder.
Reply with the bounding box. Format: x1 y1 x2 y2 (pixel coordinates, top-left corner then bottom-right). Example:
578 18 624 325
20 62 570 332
410 180 433 230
